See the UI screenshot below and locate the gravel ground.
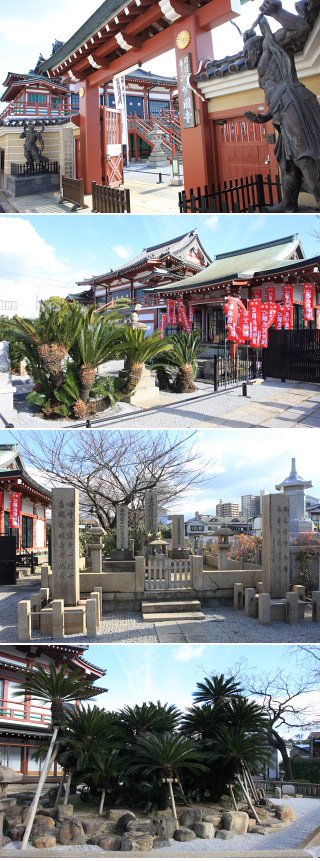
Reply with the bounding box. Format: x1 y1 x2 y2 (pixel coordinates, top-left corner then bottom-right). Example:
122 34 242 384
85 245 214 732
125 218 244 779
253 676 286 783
0 587 317 643
1 798 319 857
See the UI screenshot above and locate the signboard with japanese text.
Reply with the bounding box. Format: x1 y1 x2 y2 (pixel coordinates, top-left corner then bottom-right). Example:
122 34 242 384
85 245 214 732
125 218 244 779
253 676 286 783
177 54 195 129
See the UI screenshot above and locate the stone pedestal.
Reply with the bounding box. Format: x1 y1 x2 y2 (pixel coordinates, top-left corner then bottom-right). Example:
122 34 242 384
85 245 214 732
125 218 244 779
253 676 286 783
51 487 80 606
89 526 104 573
120 367 159 406
286 592 299 625
262 494 290 598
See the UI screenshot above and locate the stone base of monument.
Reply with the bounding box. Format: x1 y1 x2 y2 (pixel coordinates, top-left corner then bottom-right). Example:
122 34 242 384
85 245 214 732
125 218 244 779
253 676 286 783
120 367 159 406
7 172 60 198
142 598 204 622
111 549 134 561
260 597 305 623
103 560 135 573
39 603 86 635
170 549 190 559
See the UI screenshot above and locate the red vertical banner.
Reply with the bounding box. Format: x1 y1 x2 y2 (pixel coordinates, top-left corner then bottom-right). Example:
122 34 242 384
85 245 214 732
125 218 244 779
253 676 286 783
253 288 263 300
283 285 294 330
248 299 262 348
224 298 239 341
160 314 167 338
0 492 3 509
266 286 276 303
260 302 277 348
10 493 21 528
274 305 283 330
167 300 176 325
304 284 315 321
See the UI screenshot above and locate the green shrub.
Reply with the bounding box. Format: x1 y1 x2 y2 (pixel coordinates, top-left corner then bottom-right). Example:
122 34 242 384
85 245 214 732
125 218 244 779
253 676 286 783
292 757 320 783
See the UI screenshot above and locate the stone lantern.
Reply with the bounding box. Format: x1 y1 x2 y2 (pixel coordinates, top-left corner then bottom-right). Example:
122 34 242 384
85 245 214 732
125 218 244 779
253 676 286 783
147 538 169 557
89 526 104 574
216 522 233 570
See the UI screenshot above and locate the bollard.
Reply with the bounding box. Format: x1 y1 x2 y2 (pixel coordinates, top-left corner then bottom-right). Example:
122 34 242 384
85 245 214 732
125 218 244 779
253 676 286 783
86 598 97 638
39 587 50 607
312 591 320 623
294 584 305 601
30 593 41 630
234 583 244 611
245 588 257 617
242 383 248 397
18 600 31 641
90 591 101 626
259 593 271 626
94 586 103 617
158 172 162 184
52 600 64 639
286 592 299 625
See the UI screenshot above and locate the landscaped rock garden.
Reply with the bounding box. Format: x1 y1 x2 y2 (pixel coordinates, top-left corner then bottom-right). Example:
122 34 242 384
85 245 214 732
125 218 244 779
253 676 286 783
1 794 297 851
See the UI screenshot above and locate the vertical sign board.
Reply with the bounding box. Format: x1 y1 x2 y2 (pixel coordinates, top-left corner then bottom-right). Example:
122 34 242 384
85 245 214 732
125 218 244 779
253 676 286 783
113 75 128 146
10 493 21 529
262 494 290 598
145 490 158 535
116 504 129 550
52 487 80 606
177 54 195 129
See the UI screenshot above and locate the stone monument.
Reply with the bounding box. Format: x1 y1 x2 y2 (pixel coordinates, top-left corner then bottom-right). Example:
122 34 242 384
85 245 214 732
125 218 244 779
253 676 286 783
111 504 134 560
171 514 188 559
89 526 104 572
145 490 158 536
51 487 80 605
148 128 170 169
243 0 320 211
262 493 290 598
275 457 314 540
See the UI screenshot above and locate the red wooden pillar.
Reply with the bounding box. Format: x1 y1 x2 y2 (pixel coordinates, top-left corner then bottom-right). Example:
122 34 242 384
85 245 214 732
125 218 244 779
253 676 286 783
79 81 102 194
143 86 149 121
174 15 214 193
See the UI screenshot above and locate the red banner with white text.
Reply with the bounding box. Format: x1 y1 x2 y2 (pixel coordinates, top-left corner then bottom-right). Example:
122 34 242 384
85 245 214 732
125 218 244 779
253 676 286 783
304 283 315 321
10 493 21 529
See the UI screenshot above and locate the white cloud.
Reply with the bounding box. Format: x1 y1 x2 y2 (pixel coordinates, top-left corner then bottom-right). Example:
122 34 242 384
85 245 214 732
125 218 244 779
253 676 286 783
205 215 219 231
113 245 134 260
0 217 74 316
175 645 206 662
235 460 246 468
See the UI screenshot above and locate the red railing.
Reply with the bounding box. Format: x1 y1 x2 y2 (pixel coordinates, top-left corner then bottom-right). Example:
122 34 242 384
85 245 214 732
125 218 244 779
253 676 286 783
127 111 182 161
0 698 51 725
0 97 72 121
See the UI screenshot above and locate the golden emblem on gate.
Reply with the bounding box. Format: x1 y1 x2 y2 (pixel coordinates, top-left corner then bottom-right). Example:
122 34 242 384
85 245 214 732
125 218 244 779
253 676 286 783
176 30 191 49
79 86 85 98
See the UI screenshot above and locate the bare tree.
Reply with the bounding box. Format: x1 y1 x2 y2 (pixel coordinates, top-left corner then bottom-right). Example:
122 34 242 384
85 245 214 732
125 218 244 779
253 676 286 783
227 659 318 780
13 430 213 530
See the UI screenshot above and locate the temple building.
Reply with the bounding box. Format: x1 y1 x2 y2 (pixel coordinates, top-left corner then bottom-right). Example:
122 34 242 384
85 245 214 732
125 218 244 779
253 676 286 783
74 231 320 341
0 646 106 779
0 445 51 561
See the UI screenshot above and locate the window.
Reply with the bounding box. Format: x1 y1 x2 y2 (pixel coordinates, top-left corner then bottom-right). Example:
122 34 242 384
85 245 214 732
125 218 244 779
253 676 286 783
190 524 204 532
22 516 33 548
208 308 225 339
3 512 19 548
51 97 62 106
71 93 79 109
28 93 47 104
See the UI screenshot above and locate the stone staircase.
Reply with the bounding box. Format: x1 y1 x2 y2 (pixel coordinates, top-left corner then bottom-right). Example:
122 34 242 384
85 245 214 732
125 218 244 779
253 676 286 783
142 591 205 622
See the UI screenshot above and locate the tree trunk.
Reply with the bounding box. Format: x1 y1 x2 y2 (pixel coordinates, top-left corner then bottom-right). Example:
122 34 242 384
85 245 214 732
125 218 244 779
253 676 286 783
124 362 144 394
269 729 293 781
99 788 106 815
174 365 196 393
158 769 173 810
80 366 96 404
156 367 172 391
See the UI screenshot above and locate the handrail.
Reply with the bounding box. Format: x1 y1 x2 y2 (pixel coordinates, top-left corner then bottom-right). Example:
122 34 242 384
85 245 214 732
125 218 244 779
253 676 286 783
0 97 72 121
0 697 51 724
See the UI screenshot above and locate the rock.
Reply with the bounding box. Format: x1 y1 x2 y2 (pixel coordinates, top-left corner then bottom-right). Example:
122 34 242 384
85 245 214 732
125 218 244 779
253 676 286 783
32 814 55 833
194 821 215 839
4 813 23 829
98 834 122 850
203 814 222 828
58 818 86 845
1 836 11 847
249 826 269 835
33 835 57 849
254 806 270 819
153 837 171 848
215 829 234 840
106 808 135 823
126 818 155 835
8 824 25 841
56 804 74 821
82 820 107 837
121 831 154 851
179 808 202 828
282 784 295 796
274 787 282 799
173 828 196 842
223 811 249 834
117 813 136 832
273 804 296 823
153 817 178 839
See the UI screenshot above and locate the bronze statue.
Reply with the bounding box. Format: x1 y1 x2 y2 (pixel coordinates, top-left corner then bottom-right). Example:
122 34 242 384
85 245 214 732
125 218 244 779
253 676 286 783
243 0 320 211
20 121 49 167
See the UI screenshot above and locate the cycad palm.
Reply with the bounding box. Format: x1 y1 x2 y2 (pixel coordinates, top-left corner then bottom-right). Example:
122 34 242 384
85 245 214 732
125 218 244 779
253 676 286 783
73 310 123 405
154 331 203 393
6 299 83 386
117 701 181 737
180 702 226 740
128 731 208 809
224 697 270 735
120 328 173 393
15 663 96 727
209 729 271 783
193 674 242 706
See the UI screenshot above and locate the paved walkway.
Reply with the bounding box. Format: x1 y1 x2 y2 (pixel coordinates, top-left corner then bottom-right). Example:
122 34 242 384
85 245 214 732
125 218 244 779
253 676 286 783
1 585 318 643
2 377 320 429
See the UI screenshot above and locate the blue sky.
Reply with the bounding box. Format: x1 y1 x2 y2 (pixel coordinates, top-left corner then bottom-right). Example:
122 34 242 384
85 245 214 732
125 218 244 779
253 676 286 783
84 644 319 736
0 213 319 317
0 0 299 97
4 427 320 517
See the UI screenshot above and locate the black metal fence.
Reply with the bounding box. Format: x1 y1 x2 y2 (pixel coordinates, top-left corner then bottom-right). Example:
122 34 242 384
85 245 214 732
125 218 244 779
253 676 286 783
11 161 59 177
263 329 320 383
206 349 262 391
179 173 282 213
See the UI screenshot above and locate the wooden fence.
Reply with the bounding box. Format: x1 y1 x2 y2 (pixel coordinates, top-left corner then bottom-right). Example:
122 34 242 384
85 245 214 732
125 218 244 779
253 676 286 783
179 173 282 213
59 176 87 211
92 181 131 213
145 556 191 590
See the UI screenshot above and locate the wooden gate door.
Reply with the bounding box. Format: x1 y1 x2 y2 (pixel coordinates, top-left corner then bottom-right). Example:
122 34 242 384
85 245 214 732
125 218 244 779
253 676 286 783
101 107 124 187
213 114 278 185
0 535 17 585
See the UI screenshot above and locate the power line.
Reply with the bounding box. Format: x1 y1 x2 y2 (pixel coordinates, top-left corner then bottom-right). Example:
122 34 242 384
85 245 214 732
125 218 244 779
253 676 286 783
0 269 91 290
